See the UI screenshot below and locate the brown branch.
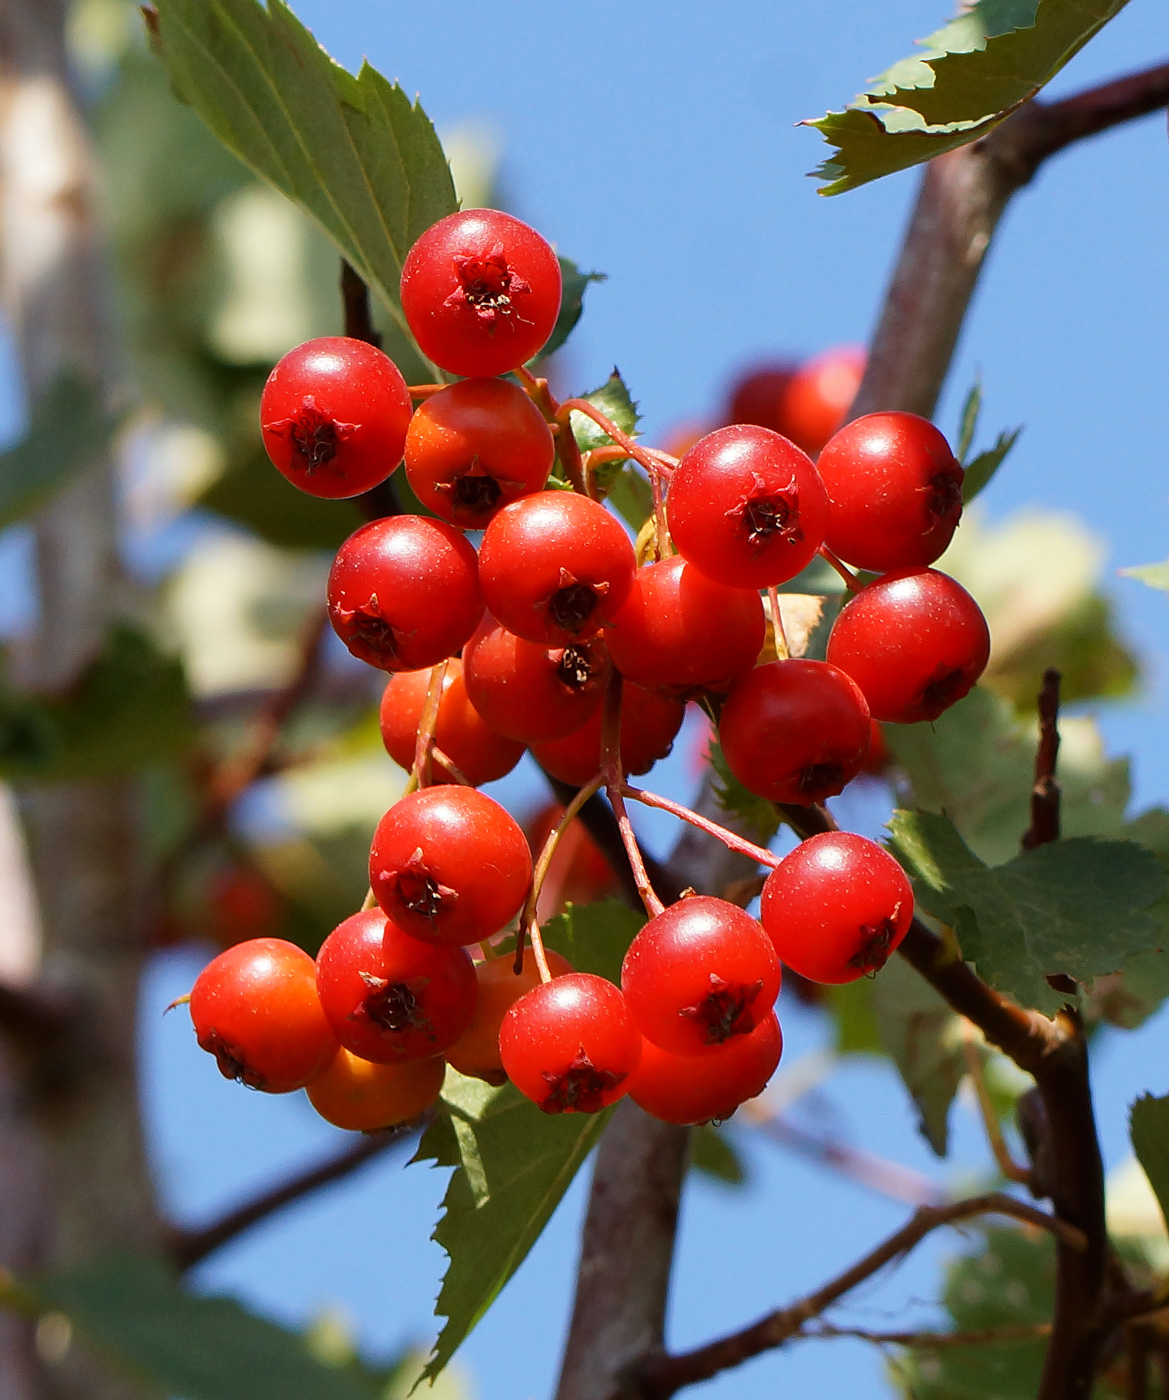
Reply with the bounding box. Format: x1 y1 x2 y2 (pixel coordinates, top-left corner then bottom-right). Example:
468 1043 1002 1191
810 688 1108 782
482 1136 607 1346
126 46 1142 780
808 1320 1052 1350
635 1192 1085 1398
1023 668 1062 851
165 1117 425 1271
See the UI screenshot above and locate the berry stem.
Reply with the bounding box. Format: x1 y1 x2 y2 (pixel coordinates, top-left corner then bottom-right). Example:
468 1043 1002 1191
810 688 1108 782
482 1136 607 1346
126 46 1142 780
429 744 474 787
651 470 670 562
620 783 781 870
817 545 864 594
767 587 790 660
405 383 447 399
557 398 671 484
410 660 448 791
601 673 665 919
360 886 377 912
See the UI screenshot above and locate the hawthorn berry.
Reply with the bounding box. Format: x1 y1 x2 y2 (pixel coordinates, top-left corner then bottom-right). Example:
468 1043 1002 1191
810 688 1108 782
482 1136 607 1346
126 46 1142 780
604 556 765 695
719 659 870 804
315 908 477 1062
370 786 532 946
400 209 562 377
379 660 525 786
307 1047 445 1133
404 377 555 528
530 682 685 786
760 832 914 983
462 616 609 744
776 345 865 456
444 946 574 1083
478 492 635 646
627 1013 783 1124
816 412 964 572
621 896 781 1055
725 362 797 435
825 568 990 723
259 336 412 499
668 425 829 589
189 938 337 1093
499 973 641 1114
326 515 483 672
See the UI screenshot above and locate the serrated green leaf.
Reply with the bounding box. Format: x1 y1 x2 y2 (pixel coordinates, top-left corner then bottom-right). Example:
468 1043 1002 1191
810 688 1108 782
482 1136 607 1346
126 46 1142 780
956 378 981 462
413 1069 609 1383
808 0 1130 196
1130 1094 1169 1238
0 373 122 532
708 738 782 845
540 898 645 986
889 810 1166 1013
1121 559 1169 592
569 371 643 497
690 1123 747 1186
872 956 966 1155
152 0 457 337
963 426 1022 502
2 1254 379 1400
539 259 604 361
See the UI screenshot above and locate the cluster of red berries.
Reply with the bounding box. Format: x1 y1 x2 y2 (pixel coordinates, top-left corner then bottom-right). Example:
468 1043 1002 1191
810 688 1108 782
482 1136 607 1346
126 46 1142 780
185 205 985 1131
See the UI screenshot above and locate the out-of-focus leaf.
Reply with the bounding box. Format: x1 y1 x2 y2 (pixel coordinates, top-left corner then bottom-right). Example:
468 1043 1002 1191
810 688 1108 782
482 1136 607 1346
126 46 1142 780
540 899 645 986
1130 1094 1169 1238
605 465 654 531
413 1069 608 1382
987 593 1138 709
830 978 882 1056
808 0 1131 196
197 445 365 550
963 426 1022 502
708 738 782 845
889 810 1165 1014
956 379 981 461
3 1254 380 1400
691 1123 747 1186
0 373 122 531
1122 559 1169 591
539 258 605 361
152 0 457 336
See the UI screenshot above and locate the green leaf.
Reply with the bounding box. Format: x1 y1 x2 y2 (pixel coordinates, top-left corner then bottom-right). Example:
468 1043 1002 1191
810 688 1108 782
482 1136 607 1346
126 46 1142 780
413 1069 609 1383
569 370 642 497
708 737 782 845
807 0 1131 196
0 373 122 532
1121 559 1169 592
830 978 882 1056
690 1123 747 1186
1130 1094 1169 1238
198 446 366 550
152 0 457 335
605 465 654 532
871 956 966 1155
540 898 645 987
4 1254 379 1400
539 258 605 361
889 810 1166 1013
956 378 981 462
963 426 1022 502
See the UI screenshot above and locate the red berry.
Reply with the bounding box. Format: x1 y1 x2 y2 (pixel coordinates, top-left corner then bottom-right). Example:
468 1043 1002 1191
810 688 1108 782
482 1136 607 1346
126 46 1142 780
627 1014 783 1124
315 909 477 1062
445 946 575 1082
400 209 562 377
370 787 532 946
478 492 636 645
719 659 870 804
725 362 797 434
816 412 964 572
499 973 641 1114
189 938 337 1093
462 615 609 744
404 378 555 529
526 804 621 921
668 425 829 589
531 682 685 786
259 337 412 499
327 515 483 672
826 568 990 723
605 556 765 695
621 896 781 1055
776 345 865 456
308 1048 445 1132
379 660 524 786
760 832 914 983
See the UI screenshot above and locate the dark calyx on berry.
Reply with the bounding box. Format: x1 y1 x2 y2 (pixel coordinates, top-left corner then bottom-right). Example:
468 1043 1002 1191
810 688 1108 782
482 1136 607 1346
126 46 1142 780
450 471 502 518
848 919 899 976
386 848 458 920
359 973 433 1035
797 762 845 801
927 470 963 522
549 580 605 634
446 243 531 325
553 644 601 692
738 483 803 549
679 974 762 1045
540 1046 625 1114
272 397 355 471
337 603 400 666
201 1029 265 1090
919 666 969 716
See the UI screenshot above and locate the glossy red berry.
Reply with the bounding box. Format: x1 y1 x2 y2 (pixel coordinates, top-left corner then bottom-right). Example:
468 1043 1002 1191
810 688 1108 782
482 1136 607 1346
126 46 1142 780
776 345 865 456
499 973 641 1114
826 568 990 723
401 209 562 377
760 832 914 983
719 659 870 804
370 787 532 946
725 362 796 434
315 909 477 1062
621 897 781 1055
816 412 964 572
308 1047 445 1132
627 1014 783 1124
605 556 765 695
668 425 829 589
259 337 412 499
531 682 685 786
445 946 575 1083
478 492 636 646
379 660 524 787
189 938 337 1093
404 378 555 528
462 616 609 744
327 515 483 672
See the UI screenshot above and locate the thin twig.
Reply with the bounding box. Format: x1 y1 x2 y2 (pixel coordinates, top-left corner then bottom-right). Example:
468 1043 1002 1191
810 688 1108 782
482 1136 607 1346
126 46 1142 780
621 783 779 869
961 1019 1034 1186
601 674 665 918
517 775 605 976
1022 668 1062 850
807 1320 1052 1350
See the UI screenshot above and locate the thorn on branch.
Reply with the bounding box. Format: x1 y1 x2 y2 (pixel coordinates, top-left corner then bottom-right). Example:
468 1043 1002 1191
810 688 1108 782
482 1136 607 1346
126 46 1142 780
1023 668 1061 851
